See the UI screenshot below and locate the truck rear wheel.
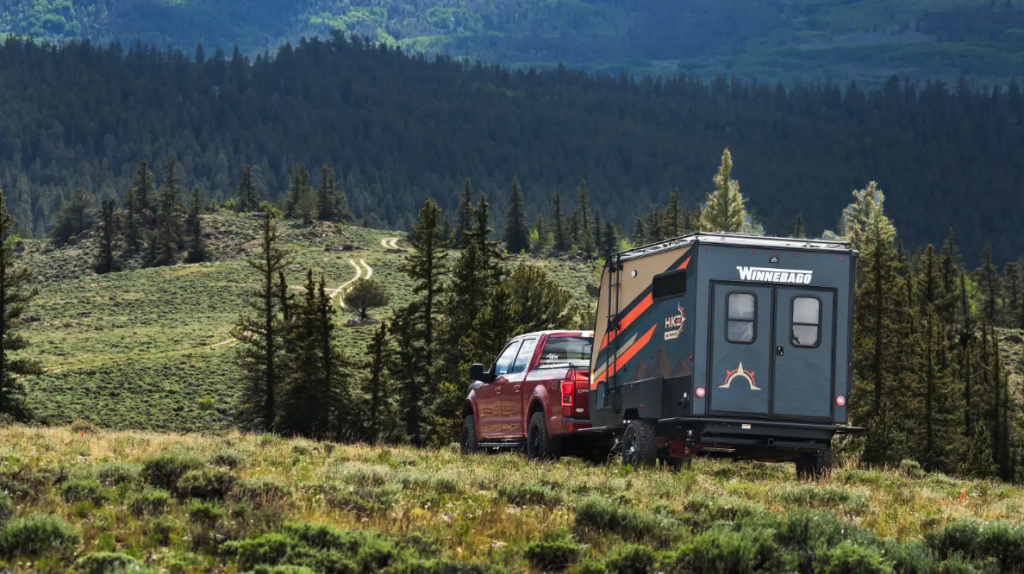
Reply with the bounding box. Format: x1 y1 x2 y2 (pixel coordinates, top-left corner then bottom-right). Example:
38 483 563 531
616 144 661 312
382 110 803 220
459 415 479 455
622 420 658 468
527 412 561 460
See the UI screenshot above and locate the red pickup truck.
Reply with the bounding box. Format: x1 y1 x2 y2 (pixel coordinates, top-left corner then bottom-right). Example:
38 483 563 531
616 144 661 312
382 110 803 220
459 330 604 460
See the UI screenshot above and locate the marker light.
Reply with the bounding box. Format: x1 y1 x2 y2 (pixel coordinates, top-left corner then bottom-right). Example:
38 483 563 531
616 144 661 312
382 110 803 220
836 395 847 407
695 387 706 399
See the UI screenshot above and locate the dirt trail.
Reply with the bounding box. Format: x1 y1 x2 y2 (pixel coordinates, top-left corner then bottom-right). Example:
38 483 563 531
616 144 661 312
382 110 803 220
211 257 373 347
381 237 401 249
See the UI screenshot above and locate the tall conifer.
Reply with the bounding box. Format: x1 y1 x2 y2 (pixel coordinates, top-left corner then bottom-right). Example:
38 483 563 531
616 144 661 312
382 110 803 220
503 176 530 254
0 188 41 420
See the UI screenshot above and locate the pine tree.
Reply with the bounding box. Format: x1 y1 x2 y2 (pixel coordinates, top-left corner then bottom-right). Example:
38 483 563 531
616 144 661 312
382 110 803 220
601 220 617 259
455 179 474 248
400 199 449 444
663 189 681 238
645 205 663 242
577 180 595 255
236 165 258 212
633 217 646 245
975 243 999 326
233 204 292 432
533 213 548 254
50 188 95 247
552 192 567 253
793 213 806 238
701 148 746 232
133 159 155 214
0 188 41 420
285 163 311 219
593 209 602 257
148 156 182 267
95 197 118 274
317 165 341 222
1004 262 1021 328
125 176 142 253
185 186 209 263
363 321 401 442
464 192 503 283
503 176 530 254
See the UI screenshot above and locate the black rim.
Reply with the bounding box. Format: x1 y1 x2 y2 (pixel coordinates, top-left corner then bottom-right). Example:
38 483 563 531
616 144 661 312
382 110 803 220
529 424 541 457
623 429 637 465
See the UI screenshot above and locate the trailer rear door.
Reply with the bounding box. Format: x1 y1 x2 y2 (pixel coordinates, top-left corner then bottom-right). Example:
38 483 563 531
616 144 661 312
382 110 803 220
708 283 836 420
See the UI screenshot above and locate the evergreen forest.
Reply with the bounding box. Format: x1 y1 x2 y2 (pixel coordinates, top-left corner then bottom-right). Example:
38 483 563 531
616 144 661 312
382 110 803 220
1 34 1024 263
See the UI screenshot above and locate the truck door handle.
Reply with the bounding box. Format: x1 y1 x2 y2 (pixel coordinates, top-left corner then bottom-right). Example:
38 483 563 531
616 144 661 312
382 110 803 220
776 346 785 356
513 385 521 393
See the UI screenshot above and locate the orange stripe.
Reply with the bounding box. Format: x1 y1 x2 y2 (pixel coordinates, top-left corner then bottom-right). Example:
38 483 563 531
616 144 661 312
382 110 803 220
677 255 691 270
593 324 657 387
600 293 653 351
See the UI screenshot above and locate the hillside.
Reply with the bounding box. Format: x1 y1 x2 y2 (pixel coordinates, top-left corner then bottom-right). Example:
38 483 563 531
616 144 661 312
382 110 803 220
15 211 596 432
0 425 1022 573
1 0 1024 87
1 36 1023 262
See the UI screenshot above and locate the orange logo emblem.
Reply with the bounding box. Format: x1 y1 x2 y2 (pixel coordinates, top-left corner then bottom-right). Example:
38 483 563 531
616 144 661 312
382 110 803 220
720 362 760 391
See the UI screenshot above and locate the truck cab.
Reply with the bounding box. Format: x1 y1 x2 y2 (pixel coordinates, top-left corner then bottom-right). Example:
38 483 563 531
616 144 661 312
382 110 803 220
459 330 603 459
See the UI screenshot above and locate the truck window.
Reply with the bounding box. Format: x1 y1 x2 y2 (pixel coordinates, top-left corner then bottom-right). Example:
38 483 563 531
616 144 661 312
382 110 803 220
511 338 538 374
727 293 756 344
537 336 593 367
494 341 522 376
791 297 821 347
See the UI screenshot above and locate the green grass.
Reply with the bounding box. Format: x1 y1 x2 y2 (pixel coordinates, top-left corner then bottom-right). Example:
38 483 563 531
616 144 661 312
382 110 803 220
15 212 596 432
0 425 1022 572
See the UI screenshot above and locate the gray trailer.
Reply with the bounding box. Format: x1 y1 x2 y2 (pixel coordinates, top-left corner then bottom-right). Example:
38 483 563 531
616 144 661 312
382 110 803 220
586 233 863 476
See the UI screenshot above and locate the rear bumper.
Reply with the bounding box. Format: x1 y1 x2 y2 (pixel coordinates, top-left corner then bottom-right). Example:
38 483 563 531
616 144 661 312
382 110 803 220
561 417 593 434
659 416 866 434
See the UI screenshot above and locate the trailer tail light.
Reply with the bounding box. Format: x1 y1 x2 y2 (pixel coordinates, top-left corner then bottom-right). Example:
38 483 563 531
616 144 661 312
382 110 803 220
836 395 846 407
695 387 706 399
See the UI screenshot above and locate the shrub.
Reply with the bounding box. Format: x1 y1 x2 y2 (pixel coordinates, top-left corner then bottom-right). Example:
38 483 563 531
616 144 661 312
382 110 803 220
60 478 108 505
234 477 292 505
823 542 890 574
667 526 788 574
322 484 399 516
778 485 870 515
73 551 141 574
604 544 658 574
175 467 236 500
498 482 562 507
976 521 1024 569
248 567 317 574
0 492 12 521
683 495 770 531
145 516 177 546
210 449 247 469
430 475 460 495
129 488 171 516
523 540 582 571
187 500 225 525
935 553 977 574
141 452 207 490
898 459 926 479
577 562 608 574
884 540 936 574
71 419 96 434
0 514 81 559
575 497 672 544
926 520 983 560
94 461 142 487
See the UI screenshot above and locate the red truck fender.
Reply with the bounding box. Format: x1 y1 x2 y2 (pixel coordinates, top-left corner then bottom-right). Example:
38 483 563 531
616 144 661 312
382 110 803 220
526 384 556 437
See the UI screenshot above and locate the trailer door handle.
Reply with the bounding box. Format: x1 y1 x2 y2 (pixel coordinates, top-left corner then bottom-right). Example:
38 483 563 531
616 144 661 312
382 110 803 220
776 346 785 356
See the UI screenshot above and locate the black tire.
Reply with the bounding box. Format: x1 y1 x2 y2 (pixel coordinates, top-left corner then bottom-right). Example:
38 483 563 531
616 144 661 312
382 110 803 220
797 448 832 479
527 412 561 460
664 457 693 472
459 415 479 455
621 420 658 468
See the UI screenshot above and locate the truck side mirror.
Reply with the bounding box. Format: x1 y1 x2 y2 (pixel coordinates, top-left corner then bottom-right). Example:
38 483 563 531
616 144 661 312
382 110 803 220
469 364 493 383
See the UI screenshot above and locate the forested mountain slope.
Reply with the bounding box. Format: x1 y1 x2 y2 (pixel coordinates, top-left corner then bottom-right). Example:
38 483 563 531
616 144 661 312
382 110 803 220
1 35 1023 260
1 0 1024 86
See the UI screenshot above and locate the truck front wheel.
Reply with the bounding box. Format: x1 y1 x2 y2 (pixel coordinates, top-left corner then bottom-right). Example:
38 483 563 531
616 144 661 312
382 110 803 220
622 420 658 468
459 415 479 455
527 412 561 460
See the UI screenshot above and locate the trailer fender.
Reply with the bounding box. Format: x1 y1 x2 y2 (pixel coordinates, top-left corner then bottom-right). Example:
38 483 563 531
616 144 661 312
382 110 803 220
619 376 664 420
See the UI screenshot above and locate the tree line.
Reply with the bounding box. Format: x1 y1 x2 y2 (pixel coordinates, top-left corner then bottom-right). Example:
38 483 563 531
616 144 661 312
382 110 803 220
1 34 1024 262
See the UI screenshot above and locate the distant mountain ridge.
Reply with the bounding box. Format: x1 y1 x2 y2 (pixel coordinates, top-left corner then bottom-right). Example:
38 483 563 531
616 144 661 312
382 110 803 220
2 0 1023 86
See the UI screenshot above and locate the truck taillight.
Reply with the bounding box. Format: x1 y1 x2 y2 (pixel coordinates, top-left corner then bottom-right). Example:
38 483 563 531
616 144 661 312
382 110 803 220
561 381 574 406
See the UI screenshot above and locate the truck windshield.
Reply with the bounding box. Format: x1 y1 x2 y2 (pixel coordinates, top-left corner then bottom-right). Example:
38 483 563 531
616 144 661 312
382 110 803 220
537 337 593 367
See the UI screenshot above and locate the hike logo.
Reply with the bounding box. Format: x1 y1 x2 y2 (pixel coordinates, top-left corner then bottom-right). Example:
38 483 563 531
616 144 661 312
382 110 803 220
664 304 685 340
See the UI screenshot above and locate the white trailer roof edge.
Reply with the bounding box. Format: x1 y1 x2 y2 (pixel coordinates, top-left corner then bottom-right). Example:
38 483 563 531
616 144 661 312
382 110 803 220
614 232 854 263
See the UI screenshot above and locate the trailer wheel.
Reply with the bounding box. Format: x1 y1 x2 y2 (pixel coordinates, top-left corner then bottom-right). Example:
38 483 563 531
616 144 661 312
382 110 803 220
664 457 693 472
459 415 479 455
622 420 658 468
527 412 561 460
797 448 833 479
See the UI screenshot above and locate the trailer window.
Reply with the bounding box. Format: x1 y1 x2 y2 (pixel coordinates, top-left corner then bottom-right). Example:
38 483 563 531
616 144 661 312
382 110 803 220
726 293 756 344
791 297 821 347
652 269 687 300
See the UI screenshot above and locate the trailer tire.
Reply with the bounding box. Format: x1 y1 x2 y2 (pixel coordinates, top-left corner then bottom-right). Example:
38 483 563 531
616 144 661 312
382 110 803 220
527 412 561 460
622 420 658 468
797 448 832 479
459 415 479 455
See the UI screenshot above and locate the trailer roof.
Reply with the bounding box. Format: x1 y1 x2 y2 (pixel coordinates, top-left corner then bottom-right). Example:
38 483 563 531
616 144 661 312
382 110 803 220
614 232 853 263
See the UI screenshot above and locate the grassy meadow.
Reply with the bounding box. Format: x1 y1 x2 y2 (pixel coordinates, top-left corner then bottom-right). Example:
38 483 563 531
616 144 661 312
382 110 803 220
14 212 596 433
0 425 1023 572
